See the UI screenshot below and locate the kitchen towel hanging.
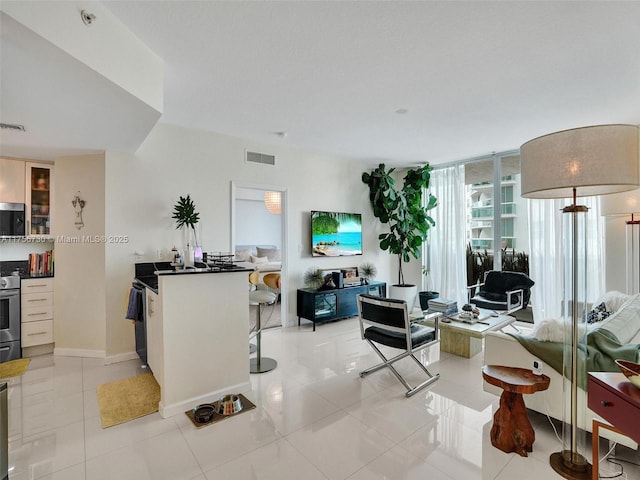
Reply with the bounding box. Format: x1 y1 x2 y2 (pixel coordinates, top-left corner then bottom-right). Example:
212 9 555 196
125 287 143 322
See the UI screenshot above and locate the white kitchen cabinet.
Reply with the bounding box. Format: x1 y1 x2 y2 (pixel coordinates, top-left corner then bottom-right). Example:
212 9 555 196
25 162 54 236
21 277 54 348
145 288 163 383
0 158 26 203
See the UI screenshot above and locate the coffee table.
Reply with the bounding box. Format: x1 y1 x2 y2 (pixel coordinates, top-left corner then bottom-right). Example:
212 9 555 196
412 308 516 358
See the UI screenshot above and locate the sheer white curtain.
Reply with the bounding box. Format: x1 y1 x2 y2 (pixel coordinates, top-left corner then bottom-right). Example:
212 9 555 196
527 196 605 322
428 164 468 308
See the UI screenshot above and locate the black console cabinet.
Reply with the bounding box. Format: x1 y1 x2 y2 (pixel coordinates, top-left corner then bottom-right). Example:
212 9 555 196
297 281 386 331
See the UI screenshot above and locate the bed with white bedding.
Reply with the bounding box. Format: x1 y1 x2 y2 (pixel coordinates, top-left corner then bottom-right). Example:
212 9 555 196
234 244 282 277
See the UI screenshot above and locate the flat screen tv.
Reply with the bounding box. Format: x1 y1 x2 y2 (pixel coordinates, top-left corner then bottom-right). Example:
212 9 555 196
311 210 363 257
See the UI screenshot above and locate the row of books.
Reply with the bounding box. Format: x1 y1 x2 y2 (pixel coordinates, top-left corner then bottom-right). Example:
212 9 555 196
28 250 54 276
427 298 458 316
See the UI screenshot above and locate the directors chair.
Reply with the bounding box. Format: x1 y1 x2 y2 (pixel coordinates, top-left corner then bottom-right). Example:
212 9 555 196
357 294 440 397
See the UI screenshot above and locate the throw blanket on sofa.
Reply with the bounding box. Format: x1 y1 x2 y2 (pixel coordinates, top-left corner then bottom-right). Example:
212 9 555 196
507 328 640 389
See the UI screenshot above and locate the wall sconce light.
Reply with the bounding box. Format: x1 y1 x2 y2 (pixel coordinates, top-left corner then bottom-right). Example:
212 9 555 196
72 192 86 230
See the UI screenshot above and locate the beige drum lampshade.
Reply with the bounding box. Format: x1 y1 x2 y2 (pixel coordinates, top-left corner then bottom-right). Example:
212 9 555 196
600 188 640 218
521 124 639 199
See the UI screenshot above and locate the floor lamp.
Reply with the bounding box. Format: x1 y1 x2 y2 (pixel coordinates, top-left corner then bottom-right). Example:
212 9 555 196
521 124 639 480
600 188 640 294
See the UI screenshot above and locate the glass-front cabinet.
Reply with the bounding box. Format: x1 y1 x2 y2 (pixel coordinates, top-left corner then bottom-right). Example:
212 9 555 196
314 293 337 319
25 162 54 236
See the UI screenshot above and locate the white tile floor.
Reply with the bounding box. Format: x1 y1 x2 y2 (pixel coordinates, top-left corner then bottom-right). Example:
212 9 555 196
3 317 639 480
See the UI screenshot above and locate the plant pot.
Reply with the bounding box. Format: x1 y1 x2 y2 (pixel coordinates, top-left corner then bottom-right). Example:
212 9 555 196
388 284 418 311
419 291 439 311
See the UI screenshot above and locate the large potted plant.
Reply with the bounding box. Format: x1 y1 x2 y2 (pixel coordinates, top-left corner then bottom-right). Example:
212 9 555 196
362 163 437 308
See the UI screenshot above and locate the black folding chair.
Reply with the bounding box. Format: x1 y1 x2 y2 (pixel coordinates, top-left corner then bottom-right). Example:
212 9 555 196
357 294 440 397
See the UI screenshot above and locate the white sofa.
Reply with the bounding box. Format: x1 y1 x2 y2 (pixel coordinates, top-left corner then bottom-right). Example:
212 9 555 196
484 292 640 448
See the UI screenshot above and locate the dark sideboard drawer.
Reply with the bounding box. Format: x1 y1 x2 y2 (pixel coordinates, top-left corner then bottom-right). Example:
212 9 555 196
588 372 640 444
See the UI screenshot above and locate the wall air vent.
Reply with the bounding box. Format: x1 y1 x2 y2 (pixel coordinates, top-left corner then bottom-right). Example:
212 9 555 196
246 151 275 166
0 123 26 132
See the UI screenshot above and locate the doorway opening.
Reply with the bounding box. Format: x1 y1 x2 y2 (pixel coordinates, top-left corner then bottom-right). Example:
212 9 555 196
231 182 287 330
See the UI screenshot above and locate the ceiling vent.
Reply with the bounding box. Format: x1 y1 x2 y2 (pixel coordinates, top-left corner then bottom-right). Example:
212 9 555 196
246 150 275 166
0 123 26 132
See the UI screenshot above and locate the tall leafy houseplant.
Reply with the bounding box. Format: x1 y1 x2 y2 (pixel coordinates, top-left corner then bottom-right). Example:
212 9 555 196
172 194 200 247
362 163 437 286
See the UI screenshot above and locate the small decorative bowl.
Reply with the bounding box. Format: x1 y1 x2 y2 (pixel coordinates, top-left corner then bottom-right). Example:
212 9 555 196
615 359 640 389
193 403 216 423
214 394 243 416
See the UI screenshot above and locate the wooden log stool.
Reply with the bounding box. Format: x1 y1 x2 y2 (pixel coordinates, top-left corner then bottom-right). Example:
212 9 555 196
482 365 550 457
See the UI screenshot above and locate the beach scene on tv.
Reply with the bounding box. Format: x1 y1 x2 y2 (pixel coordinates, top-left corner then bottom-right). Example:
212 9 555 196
311 211 363 256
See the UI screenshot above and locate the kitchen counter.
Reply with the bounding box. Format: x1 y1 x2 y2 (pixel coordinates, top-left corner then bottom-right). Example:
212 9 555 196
0 260 54 279
140 263 253 418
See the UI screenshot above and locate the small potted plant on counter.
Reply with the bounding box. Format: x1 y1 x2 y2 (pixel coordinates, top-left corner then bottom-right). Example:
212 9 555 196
172 194 200 265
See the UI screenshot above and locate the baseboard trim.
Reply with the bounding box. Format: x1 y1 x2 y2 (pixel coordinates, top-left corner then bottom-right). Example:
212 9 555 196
105 351 140 365
158 380 252 418
54 348 105 359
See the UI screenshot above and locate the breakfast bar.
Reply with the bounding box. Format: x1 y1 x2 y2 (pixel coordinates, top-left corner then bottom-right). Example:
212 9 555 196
145 267 252 418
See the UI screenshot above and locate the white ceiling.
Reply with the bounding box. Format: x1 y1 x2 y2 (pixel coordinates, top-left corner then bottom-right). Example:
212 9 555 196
3 1 640 166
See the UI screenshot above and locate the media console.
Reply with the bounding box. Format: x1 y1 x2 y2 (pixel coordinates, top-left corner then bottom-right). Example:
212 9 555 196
296 281 386 331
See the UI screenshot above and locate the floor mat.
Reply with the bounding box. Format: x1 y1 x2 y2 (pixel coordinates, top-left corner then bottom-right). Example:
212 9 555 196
0 358 30 380
96 372 160 428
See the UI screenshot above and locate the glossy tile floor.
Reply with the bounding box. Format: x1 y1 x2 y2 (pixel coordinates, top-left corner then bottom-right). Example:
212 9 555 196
3 317 639 480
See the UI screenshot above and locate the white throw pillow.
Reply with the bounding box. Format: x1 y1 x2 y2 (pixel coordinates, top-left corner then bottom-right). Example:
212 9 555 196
235 250 252 262
256 247 281 262
530 318 565 342
530 317 590 343
597 293 640 344
594 290 632 313
250 255 269 264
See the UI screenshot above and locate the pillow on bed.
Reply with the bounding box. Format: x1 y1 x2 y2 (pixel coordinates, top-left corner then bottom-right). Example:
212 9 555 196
250 255 269 264
256 247 281 262
235 250 252 262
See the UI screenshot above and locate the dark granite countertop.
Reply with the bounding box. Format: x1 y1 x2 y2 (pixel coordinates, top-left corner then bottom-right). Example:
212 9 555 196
134 262 252 294
0 260 54 279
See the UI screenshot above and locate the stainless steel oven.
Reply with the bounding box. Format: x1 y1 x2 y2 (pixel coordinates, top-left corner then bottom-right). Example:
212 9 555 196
0 203 25 237
0 275 21 362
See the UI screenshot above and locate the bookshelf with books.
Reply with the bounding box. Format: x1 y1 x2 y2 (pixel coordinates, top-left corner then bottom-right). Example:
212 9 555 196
28 250 54 277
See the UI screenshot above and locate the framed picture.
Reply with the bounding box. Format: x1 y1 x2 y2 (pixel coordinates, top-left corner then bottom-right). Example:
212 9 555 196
341 267 358 278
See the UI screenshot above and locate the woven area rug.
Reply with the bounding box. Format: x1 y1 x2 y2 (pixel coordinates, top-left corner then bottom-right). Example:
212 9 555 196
0 358 30 380
97 373 160 428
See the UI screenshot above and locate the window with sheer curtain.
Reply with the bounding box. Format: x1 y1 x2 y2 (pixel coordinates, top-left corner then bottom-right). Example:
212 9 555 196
427 153 605 324
427 164 468 309
527 196 605 321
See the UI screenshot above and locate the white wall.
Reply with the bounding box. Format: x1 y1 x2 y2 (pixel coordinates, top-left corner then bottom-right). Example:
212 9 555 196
605 216 630 293
53 154 107 357
235 199 281 248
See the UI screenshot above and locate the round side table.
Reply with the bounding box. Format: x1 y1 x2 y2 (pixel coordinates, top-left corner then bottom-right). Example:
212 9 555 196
482 365 550 457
